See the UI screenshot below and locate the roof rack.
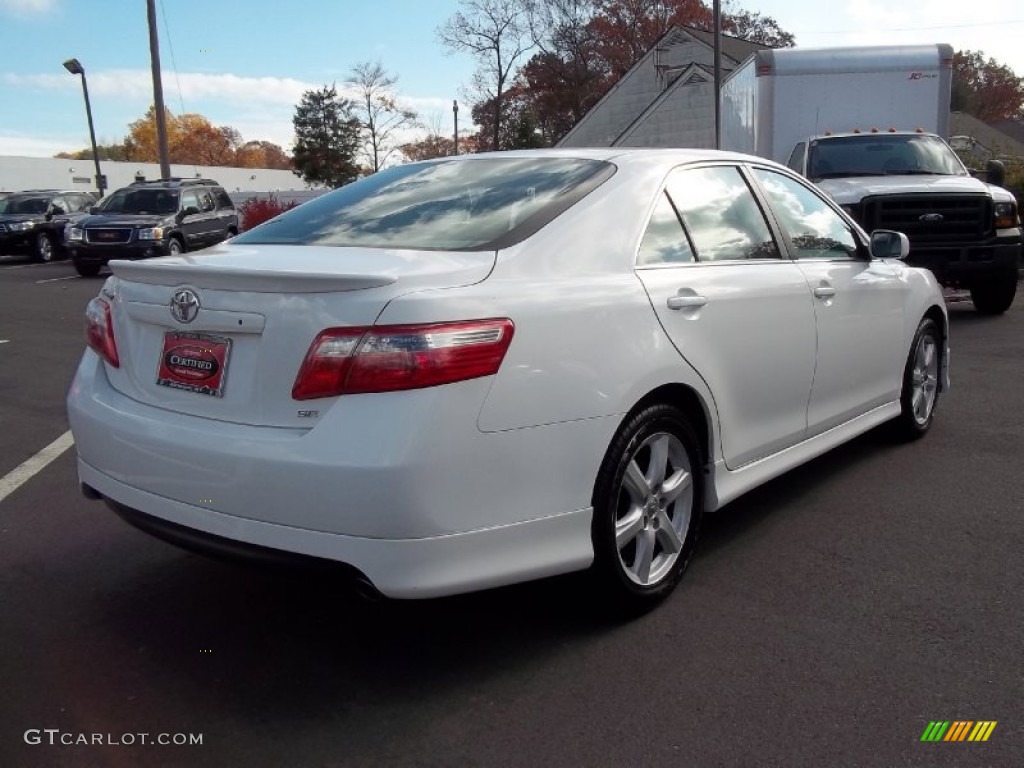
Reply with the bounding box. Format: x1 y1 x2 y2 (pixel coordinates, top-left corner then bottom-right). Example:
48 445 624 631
128 178 222 187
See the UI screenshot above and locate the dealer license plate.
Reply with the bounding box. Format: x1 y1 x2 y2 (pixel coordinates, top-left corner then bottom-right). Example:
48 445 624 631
156 331 232 397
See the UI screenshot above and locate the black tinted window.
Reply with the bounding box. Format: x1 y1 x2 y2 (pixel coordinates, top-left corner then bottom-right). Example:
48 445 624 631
215 189 234 209
233 157 614 250
101 188 179 214
0 196 50 214
808 134 967 180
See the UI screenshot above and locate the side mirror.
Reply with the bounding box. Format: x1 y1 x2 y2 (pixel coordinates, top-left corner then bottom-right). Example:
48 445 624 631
869 229 910 260
986 159 1006 188
89 206 100 215
180 205 201 219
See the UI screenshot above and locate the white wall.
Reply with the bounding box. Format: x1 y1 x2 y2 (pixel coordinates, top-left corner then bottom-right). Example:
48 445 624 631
0 155 314 196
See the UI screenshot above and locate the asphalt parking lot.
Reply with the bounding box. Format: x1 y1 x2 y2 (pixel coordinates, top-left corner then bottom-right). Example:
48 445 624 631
0 254 1021 767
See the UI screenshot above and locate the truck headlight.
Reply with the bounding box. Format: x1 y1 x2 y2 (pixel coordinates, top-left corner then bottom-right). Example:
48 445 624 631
993 201 1017 229
9 221 37 232
66 226 84 242
137 227 165 240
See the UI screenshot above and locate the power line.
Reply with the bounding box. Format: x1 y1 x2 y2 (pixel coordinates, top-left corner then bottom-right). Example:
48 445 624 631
157 0 198 176
798 20 1024 35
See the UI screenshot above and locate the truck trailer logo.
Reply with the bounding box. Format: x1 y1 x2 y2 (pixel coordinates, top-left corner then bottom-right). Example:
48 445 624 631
920 721 997 742
908 72 938 80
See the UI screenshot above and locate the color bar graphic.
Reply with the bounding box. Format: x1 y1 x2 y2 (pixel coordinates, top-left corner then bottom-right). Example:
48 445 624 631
921 720 996 742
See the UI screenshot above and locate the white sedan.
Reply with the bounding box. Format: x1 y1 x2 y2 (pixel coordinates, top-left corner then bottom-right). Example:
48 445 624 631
67 149 948 612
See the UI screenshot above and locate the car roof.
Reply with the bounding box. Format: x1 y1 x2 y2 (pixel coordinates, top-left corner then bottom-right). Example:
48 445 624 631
419 147 786 172
8 189 85 195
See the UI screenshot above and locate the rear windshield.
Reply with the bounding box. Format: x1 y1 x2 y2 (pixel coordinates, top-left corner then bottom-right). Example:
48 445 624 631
0 196 50 214
233 157 615 250
99 188 180 215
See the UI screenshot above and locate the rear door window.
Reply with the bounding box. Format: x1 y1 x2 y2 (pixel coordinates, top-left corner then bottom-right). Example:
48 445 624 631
666 166 781 261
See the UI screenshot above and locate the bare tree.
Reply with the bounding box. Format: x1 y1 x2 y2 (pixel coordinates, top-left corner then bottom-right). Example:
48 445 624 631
347 61 419 172
438 0 535 152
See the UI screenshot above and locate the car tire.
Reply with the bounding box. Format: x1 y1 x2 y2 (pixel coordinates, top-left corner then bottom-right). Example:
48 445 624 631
889 317 941 440
168 238 184 256
969 267 1017 314
590 403 703 614
73 259 102 277
32 231 55 263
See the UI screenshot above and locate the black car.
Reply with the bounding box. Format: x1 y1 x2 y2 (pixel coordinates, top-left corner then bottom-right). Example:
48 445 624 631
0 190 97 262
67 178 239 277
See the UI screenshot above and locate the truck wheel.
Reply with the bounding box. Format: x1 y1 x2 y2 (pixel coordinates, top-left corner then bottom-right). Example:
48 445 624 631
167 238 184 256
590 404 703 614
970 268 1018 314
73 259 102 277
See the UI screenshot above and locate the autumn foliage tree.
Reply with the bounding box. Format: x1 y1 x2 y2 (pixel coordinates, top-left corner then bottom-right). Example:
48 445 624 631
952 50 1024 122
56 107 293 170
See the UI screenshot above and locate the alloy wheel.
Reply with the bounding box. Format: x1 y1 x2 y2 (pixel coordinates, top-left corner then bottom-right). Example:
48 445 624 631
614 432 693 586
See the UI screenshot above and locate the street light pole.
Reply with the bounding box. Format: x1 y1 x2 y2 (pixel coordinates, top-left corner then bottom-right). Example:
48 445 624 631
63 58 105 198
453 100 459 156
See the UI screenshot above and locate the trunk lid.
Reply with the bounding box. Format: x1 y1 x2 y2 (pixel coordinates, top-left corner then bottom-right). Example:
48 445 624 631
102 243 495 427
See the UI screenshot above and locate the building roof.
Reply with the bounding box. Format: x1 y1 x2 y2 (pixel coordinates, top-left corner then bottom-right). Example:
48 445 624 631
949 112 1024 159
557 25 767 148
683 26 767 66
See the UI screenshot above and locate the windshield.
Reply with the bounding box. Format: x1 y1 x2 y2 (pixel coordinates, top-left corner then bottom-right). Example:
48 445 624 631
99 188 180 215
0 196 50 214
233 157 615 251
808 135 967 181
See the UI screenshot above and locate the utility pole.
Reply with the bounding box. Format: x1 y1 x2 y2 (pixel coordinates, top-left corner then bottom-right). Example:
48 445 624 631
453 100 459 156
147 0 171 179
713 0 722 149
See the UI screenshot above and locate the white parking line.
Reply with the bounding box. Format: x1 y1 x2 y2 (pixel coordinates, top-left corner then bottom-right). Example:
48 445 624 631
0 262 63 270
0 340 8 345
35 275 80 284
0 431 75 505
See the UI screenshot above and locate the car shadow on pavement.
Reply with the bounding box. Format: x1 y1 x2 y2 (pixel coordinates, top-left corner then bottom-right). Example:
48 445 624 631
60 422 913 736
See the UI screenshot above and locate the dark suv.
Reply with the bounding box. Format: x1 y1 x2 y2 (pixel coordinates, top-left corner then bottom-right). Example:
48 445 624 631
67 178 239 277
0 189 96 262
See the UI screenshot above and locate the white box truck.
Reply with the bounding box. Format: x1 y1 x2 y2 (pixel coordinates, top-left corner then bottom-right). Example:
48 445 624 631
722 44 1020 314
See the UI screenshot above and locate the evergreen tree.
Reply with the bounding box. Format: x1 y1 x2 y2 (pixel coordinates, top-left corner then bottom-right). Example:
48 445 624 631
292 85 362 187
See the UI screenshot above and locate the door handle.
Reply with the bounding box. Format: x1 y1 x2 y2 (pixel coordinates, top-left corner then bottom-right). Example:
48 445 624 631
813 284 836 299
666 294 708 310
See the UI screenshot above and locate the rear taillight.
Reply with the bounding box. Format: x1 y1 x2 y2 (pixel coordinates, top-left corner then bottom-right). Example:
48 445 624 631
292 319 514 400
85 297 119 367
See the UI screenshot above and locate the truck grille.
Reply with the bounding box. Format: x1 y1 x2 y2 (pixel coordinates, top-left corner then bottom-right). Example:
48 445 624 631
858 194 991 244
85 227 133 244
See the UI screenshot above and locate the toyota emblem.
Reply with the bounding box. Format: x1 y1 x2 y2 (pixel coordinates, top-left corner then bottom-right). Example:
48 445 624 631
170 289 200 324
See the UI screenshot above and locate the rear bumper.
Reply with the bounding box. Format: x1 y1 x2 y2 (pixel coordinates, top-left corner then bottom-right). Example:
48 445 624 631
78 459 592 599
67 351 607 598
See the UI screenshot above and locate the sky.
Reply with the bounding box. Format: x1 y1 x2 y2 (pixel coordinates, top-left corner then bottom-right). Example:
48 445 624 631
3 0 1024 159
